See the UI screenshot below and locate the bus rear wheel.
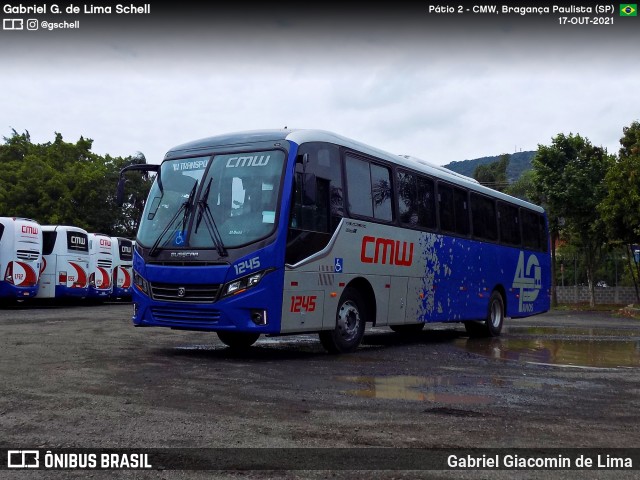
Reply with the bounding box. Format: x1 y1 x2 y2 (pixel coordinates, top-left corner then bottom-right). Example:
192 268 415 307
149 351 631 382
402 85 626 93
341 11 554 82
319 287 366 354
216 331 260 349
464 290 505 338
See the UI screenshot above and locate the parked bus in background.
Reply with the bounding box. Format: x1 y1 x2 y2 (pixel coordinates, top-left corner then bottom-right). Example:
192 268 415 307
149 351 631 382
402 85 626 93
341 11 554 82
117 129 551 353
111 236 133 300
36 225 90 300
87 233 114 301
0 217 42 301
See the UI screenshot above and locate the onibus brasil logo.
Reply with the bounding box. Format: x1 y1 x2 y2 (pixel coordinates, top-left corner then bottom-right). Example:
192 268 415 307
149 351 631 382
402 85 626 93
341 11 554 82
512 251 542 313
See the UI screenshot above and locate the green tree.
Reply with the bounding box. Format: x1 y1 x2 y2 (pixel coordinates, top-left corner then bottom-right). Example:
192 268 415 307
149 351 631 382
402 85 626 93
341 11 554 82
504 169 540 203
599 121 640 301
532 133 613 307
0 130 152 238
473 154 510 191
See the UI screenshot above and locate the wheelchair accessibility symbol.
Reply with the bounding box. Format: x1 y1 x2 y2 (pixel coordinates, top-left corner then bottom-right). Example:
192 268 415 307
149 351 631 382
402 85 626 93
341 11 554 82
174 230 185 246
334 258 343 273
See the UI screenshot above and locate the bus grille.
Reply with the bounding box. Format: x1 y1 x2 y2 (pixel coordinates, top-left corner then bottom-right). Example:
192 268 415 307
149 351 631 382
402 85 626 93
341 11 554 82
98 260 112 268
150 282 220 303
16 249 39 261
151 306 221 325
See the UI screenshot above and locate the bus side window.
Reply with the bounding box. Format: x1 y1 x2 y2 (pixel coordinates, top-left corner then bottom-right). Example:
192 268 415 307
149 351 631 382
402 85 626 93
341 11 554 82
453 187 469 236
418 176 437 230
498 202 521 246
470 192 498 242
42 231 57 255
399 171 436 230
287 143 343 265
345 154 393 222
521 209 546 252
291 143 342 234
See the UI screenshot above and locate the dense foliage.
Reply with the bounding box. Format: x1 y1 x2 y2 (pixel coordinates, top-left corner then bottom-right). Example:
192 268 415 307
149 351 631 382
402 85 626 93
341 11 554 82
0 130 153 238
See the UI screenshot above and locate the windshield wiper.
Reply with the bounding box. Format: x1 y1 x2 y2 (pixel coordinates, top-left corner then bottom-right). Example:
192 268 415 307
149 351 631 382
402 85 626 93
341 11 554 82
195 177 228 257
148 181 198 257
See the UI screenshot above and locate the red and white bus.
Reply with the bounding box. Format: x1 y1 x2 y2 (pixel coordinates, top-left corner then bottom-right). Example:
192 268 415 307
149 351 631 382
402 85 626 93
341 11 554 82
87 233 114 300
111 237 133 300
36 225 90 299
0 217 42 301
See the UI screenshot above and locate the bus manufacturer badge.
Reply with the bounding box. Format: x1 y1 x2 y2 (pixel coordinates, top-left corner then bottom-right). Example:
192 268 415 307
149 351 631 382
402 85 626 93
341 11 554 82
177 287 186 297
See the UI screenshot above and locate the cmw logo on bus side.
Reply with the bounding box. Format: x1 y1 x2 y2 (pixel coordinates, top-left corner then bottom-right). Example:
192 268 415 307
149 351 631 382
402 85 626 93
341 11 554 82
512 251 542 313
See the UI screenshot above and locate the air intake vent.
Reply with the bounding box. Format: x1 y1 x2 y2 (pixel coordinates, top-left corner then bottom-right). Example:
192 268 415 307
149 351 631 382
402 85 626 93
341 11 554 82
150 282 221 303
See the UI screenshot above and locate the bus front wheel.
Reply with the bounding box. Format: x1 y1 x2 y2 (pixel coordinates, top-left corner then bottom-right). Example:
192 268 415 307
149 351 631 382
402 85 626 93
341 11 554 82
217 331 260 349
464 290 504 338
319 287 366 354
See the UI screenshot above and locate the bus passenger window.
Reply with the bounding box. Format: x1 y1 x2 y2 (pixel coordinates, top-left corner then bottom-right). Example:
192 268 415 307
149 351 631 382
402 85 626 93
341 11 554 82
453 187 469 236
498 202 521 246
521 209 546 251
398 171 418 226
438 183 455 233
346 154 393 221
399 171 436 230
346 156 373 217
417 176 436 230
470 193 498 242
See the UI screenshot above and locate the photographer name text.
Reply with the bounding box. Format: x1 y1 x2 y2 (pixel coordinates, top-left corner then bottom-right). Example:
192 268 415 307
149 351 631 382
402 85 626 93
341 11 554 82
3 3 150 15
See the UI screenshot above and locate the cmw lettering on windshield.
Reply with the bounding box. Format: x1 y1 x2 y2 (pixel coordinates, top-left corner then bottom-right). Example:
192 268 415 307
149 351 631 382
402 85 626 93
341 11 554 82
226 155 270 168
512 251 542 313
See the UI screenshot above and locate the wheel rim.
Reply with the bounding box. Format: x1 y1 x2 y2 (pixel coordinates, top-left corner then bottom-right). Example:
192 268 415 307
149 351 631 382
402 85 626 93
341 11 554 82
490 299 503 328
337 300 361 342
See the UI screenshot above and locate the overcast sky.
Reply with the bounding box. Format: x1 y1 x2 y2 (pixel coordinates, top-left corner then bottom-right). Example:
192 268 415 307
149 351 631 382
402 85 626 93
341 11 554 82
1 4 638 166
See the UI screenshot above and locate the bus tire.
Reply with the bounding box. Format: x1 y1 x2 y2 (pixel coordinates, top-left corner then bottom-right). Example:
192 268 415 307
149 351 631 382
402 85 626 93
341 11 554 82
464 290 504 338
217 331 260 349
319 287 366 354
390 323 425 335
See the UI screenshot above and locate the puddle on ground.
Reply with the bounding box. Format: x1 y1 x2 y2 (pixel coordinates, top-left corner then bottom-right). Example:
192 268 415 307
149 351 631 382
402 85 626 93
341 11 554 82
338 375 493 404
175 344 220 351
504 325 640 337
457 337 640 368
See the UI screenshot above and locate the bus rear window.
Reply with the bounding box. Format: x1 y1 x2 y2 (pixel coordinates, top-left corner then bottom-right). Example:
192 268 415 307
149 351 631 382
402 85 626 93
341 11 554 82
67 231 89 253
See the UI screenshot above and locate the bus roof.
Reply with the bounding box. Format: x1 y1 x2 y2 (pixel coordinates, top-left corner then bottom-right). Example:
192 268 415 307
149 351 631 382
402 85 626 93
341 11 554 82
41 225 89 233
165 128 544 214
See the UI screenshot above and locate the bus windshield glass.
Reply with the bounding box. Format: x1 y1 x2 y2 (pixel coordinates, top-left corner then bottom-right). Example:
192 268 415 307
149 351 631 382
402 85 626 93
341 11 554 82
136 150 286 249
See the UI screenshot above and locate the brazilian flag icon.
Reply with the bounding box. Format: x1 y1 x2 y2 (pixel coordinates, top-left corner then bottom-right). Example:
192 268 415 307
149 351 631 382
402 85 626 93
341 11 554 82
620 4 637 16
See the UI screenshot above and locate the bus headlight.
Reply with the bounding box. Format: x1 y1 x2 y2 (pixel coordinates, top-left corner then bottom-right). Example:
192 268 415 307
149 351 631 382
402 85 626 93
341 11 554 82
221 268 274 298
133 269 149 295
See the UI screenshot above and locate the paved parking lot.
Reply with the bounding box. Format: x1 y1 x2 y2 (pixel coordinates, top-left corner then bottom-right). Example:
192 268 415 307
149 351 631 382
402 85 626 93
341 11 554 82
1 302 639 479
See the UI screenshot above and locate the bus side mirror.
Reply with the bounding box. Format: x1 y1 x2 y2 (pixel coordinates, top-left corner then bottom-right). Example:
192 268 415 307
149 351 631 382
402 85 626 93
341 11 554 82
115 163 160 207
116 177 127 206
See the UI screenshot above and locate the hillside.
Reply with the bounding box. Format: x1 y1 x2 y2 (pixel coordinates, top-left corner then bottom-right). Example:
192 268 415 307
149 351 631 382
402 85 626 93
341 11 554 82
443 151 536 182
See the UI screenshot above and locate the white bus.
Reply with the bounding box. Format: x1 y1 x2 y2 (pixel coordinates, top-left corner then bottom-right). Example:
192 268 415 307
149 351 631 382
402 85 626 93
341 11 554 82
87 233 114 300
36 225 90 300
111 236 133 300
0 217 42 301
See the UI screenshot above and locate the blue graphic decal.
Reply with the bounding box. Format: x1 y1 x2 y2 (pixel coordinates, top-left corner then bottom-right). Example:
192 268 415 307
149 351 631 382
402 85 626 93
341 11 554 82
174 230 185 246
334 258 343 273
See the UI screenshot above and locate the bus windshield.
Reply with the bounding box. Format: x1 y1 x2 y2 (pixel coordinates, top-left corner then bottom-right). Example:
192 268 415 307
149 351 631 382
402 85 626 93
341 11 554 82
137 150 286 250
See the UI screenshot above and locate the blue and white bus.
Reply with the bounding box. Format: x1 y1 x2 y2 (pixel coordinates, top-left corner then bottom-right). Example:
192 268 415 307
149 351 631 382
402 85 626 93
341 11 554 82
117 129 550 352
0 217 42 301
